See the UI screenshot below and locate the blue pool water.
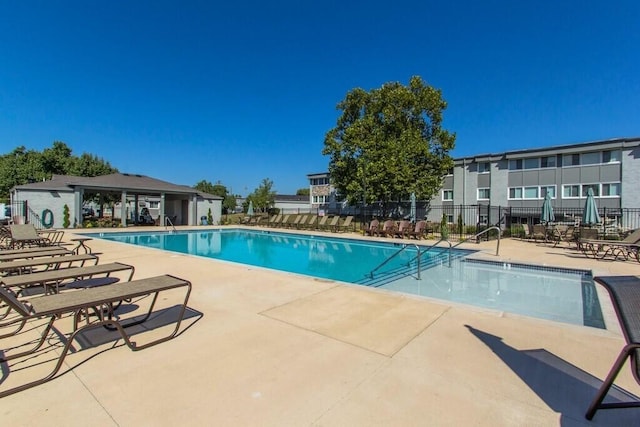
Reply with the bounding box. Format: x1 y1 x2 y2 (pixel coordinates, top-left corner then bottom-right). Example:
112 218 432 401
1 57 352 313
86 229 603 328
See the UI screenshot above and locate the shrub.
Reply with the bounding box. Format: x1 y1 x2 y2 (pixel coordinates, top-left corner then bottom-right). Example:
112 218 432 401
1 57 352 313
63 204 70 228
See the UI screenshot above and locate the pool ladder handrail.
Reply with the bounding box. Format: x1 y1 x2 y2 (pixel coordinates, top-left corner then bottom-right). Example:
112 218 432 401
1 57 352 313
165 216 176 233
369 244 421 280
409 238 453 270
450 226 501 256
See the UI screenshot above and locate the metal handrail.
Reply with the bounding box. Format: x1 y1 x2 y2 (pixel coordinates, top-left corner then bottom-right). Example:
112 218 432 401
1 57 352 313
451 226 501 256
165 216 176 233
369 244 420 279
410 238 453 268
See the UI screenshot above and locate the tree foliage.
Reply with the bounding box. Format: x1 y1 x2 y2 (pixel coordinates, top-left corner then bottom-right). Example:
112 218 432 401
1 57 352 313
322 76 456 214
194 180 236 214
0 141 118 202
296 188 310 196
246 178 276 213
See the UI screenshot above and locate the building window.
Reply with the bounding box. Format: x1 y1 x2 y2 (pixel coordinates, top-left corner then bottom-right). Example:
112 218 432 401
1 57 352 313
524 158 539 169
149 201 160 208
581 152 600 165
541 186 556 198
523 187 539 199
508 159 523 170
312 195 327 204
602 150 621 163
508 187 523 200
562 185 580 198
442 190 453 201
582 184 600 197
563 154 580 167
477 188 490 200
311 177 329 185
602 183 621 197
541 156 556 168
477 162 490 173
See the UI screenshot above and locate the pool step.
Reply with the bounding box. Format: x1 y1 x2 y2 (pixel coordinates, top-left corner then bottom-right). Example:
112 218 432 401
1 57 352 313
357 251 466 288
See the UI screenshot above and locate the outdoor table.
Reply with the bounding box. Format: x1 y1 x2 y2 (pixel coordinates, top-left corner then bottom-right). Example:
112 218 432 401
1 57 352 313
71 237 92 254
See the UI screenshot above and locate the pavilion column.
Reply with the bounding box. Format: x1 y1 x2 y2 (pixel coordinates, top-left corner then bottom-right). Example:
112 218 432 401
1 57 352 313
121 191 127 227
73 188 84 227
160 193 166 226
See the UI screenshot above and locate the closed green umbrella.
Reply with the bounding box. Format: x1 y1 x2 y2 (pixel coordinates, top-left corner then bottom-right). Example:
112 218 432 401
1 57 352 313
409 192 417 223
541 192 555 225
247 200 254 216
582 187 601 226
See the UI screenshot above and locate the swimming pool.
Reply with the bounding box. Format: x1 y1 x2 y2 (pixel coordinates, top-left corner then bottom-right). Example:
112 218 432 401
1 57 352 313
86 229 603 328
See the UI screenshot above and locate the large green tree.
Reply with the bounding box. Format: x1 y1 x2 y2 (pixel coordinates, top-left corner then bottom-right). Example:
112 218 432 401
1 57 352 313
0 141 117 202
322 76 456 214
194 180 236 214
246 178 276 213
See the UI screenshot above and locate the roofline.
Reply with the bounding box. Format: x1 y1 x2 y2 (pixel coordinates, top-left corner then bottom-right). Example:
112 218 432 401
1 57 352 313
454 136 640 163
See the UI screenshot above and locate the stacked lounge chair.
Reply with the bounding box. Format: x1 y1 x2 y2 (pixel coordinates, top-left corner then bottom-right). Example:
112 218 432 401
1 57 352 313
0 233 196 398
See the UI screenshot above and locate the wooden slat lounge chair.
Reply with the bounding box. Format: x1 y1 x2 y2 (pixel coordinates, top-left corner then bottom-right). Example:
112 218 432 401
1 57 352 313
0 248 71 262
0 274 192 398
377 220 396 237
364 219 379 236
585 276 640 420
1 262 135 295
407 221 427 240
394 220 412 238
0 253 98 276
9 225 53 248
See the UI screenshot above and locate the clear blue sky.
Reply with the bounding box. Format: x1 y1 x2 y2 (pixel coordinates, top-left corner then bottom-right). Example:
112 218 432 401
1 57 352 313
1 1 638 196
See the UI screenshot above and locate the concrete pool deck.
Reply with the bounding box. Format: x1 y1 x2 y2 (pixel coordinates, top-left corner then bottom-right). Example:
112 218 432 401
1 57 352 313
2 226 640 425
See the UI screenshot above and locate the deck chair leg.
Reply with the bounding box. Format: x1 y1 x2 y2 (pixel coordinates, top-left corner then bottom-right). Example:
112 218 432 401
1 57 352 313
586 344 640 420
0 317 55 362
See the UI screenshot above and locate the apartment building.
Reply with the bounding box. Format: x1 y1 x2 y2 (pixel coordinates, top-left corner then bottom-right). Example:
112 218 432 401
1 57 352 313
310 137 640 226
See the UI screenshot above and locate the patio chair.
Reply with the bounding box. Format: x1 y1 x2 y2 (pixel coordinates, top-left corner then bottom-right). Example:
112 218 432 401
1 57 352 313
302 215 318 230
586 276 640 419
324 215 340 231
295 215 310 229
276 214 290 228
0 274 192 398
316 215 328 230
335 216 353 233
286 215 302 229
407 220 427 240
0 247 71 262
531 224 547 243
579 228 640 262
268 214 281 226
394 220 412 238
0 253 98 276
377 220 396 237
364 219 380 236
1 262 135 296
38 229 65 245
9 225 53 248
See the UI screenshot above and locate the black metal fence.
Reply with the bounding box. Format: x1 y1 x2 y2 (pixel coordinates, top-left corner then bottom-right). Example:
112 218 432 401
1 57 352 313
274 203 640 242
